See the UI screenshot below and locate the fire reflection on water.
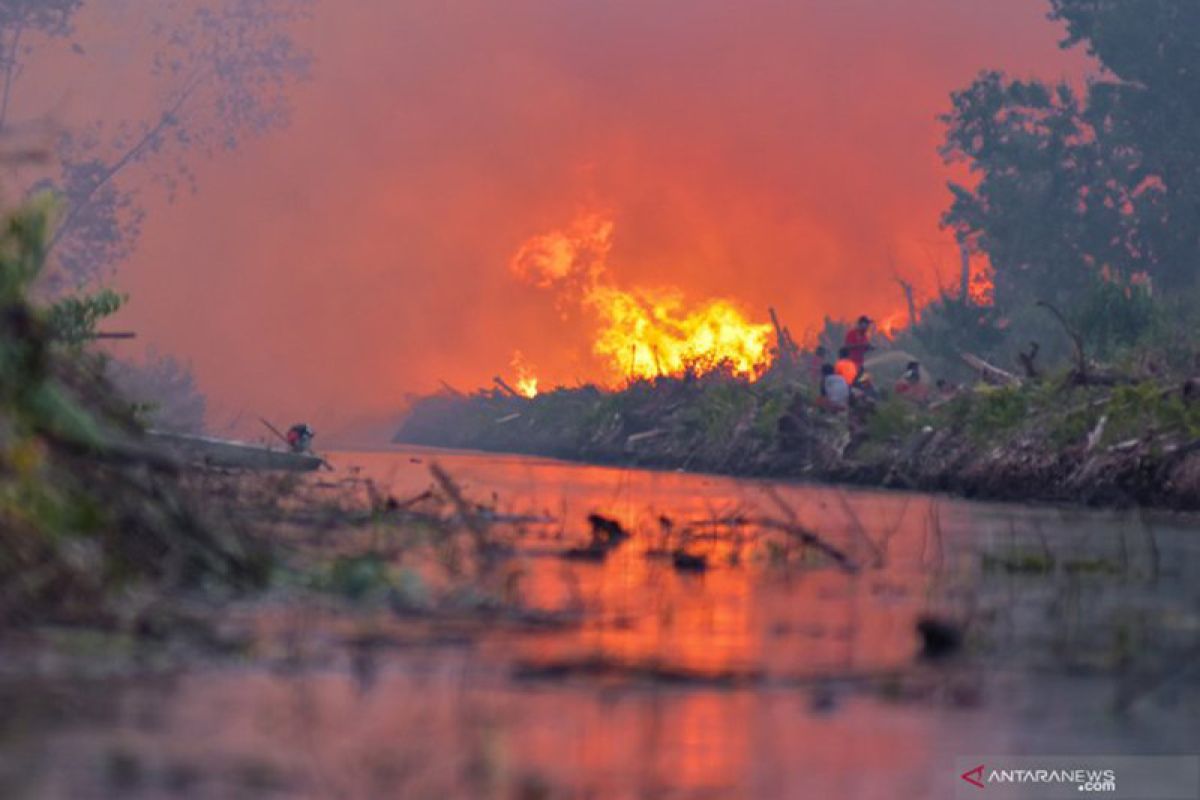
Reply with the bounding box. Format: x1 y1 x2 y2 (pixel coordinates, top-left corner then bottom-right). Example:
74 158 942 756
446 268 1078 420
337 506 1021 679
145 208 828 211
3 447 1197 799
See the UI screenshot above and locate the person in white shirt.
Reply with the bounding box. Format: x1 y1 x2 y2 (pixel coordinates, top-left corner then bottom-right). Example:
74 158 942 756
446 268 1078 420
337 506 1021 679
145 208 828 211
820 364 849 409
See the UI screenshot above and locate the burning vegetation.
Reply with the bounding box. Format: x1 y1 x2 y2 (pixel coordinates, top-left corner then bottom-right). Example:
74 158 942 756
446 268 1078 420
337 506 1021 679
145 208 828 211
511 212 854 389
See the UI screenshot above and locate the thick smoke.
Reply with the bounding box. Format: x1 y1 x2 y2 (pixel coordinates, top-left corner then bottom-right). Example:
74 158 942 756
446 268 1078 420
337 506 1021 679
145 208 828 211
78 0 1087 431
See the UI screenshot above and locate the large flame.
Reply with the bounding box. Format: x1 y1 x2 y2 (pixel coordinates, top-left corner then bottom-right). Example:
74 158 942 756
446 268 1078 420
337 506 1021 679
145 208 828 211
510 213 774 383
587 285 773 380
508 212 951 385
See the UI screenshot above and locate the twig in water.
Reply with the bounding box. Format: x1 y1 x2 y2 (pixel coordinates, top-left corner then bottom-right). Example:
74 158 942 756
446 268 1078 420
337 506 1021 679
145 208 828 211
756 518 858 574
429 462 489 553
833 490 885 567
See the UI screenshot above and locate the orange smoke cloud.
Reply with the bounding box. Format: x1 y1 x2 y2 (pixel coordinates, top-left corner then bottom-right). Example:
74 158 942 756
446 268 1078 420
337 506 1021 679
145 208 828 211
509 212 612 290
60 0 1089 433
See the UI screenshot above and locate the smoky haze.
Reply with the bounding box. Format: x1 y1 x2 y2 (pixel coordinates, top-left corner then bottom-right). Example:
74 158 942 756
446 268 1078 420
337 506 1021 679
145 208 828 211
84 0 1086 434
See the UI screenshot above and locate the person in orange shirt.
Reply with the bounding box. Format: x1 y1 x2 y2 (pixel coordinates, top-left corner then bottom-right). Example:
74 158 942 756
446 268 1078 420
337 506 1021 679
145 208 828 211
834 347 859 385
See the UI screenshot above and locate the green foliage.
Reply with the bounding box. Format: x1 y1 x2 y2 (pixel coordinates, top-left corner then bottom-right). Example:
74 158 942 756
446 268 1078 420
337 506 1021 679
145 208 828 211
751 387 793 441
1072 276 1159 360
46 288 124 344
982 548 1055 575
1050 403 1101 448
677 380 756 439
1105 382 1200 444
937 386 1029 440
866 395 922 441
322 553 393 601
0 200 265 625
972 387 1029 436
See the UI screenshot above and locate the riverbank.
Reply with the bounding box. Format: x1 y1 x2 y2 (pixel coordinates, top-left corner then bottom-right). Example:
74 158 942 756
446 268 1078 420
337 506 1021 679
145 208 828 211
395 372 1200 510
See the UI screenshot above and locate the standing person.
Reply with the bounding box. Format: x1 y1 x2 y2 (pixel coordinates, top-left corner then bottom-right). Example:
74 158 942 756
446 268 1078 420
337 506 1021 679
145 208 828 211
834 347 859 386
843 315 874 370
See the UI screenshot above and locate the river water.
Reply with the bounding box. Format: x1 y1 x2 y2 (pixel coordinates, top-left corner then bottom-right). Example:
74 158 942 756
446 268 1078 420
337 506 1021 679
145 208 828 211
2 446 1199 799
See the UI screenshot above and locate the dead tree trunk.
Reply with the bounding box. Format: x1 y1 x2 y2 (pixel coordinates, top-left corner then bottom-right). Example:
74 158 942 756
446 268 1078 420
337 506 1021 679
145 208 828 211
1036 300 1089 384
769 307 800 367
493 376 523 398
894 276 917 328
959 243 972 304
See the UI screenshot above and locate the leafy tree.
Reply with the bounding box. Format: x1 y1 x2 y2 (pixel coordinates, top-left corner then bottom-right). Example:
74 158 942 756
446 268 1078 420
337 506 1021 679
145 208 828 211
0 0 312 285
1051 0 1200 293
942 0 1200 317
46 286 123 344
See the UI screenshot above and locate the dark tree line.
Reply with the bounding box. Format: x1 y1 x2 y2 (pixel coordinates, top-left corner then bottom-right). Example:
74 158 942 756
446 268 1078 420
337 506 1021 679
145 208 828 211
941 0 1200 312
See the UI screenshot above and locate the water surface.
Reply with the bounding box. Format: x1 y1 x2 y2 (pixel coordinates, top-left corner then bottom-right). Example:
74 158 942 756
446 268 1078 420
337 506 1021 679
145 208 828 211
2 446 1197 799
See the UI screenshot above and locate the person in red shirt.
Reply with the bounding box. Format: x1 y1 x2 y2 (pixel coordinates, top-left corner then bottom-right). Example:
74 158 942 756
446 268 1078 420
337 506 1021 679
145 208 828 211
843 315 874 369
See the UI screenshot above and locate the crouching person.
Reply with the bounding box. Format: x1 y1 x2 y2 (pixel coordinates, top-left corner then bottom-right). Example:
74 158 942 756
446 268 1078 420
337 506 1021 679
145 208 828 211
817 364 850 412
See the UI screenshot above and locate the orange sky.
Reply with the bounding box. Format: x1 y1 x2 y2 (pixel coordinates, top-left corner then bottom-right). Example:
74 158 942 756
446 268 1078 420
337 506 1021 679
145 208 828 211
66 0 1089 433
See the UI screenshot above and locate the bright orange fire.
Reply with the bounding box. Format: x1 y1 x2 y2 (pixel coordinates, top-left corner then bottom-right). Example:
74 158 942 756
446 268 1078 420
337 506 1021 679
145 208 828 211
587 285 773 380
510 214 775 383
510 350 539 397
875 310 911 339
508 213 951 384
968 253 995 306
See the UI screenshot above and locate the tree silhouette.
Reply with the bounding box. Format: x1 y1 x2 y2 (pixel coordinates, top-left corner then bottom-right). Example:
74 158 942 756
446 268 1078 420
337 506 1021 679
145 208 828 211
0 0 312 285
942 0 1200 313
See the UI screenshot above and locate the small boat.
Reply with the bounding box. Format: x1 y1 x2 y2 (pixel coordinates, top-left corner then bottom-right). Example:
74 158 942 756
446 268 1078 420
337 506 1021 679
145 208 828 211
147 430 326 472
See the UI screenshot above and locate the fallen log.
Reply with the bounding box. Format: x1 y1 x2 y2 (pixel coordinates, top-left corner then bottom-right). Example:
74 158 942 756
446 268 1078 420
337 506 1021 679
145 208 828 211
961 352 1022 387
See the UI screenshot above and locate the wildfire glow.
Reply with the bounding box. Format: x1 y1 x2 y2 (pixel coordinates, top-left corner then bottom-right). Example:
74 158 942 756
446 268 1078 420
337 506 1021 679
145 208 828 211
587 285 773 380
875 310 911 339
509 213 612 289
510 350 539 397
510 213 774 383
968 254 995 306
